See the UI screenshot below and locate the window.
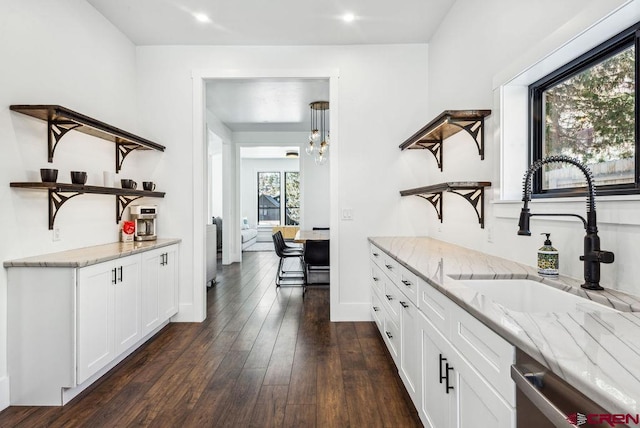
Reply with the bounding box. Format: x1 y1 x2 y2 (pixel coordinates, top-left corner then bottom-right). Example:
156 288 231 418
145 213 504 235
529 23 639 197
257 172 281 225
284 172 300 225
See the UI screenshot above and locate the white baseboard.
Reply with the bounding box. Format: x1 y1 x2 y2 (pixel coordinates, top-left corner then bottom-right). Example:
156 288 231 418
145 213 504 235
0 376 10 411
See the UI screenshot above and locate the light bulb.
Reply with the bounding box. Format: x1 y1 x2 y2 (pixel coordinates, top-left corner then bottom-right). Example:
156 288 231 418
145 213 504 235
305 140 315 155
325 133 330 146
315 151 328 165
320 141 329 153
309 129 320 142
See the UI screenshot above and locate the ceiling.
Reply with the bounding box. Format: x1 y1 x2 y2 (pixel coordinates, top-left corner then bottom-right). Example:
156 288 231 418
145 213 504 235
86 0 455 46
206 79 329 132
86 0 453 134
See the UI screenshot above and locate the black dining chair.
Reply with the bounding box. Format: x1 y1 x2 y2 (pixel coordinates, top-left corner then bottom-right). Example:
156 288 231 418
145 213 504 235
302 239 330 296
272 232 304 288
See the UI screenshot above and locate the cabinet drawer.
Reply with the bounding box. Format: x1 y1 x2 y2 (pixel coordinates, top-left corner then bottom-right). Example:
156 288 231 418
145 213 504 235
396 264 418 307
370 244 385 269
384 316 400 365
371 289 384 334
370 263 385 297
418 278 452 336
382 281 401 326
370 244 399 280
450 307 515 406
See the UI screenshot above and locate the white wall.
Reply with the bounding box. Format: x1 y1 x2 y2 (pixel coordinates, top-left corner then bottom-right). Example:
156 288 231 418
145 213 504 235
423 0 640 295
136 45 429 321
240 158 299 228
0 0 145 409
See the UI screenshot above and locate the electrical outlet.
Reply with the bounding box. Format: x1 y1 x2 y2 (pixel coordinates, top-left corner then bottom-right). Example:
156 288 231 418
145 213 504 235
52 227 61 242
487 226 493 243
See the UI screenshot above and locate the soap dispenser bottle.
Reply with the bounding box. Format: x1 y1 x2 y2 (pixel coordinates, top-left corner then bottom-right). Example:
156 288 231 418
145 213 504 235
538 233 559 276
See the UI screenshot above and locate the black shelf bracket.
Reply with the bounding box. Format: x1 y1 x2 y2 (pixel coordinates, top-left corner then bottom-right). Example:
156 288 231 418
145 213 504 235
415 141 443 171
47 118 81 162
48 189 82 230
448 117 485 159
116 141 142 173
416 192 443 222
449 187 486 228
400 182 490 229
116 195 143 223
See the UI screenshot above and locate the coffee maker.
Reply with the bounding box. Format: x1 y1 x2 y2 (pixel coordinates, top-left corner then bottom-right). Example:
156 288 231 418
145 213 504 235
130 205 157 241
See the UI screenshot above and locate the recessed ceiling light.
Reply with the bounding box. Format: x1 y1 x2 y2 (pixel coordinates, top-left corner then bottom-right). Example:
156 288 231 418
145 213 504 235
194 13 211 23
342 13 355 23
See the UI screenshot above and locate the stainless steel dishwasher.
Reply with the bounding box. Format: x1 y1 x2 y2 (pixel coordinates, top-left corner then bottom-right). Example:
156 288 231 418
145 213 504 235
511 349 626 428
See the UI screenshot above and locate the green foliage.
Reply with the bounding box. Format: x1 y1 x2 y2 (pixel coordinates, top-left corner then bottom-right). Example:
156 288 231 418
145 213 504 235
544 46 635 164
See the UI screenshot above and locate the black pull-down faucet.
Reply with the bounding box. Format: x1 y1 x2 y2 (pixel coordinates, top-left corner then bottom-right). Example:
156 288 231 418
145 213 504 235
517 155 614 290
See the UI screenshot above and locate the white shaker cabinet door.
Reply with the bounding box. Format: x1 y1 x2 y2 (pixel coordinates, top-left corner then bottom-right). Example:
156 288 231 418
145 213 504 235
114 256 142 355
451 350 515 428
158 245 179 320
76 261 116 384
399 297 421 408
419 311 452 428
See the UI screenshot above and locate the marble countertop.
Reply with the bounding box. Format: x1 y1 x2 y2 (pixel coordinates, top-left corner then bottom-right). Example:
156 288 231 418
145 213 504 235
369 236 640 415
3 239 181 268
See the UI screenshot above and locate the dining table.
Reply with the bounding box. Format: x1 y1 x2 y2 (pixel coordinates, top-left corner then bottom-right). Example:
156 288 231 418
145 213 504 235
293 229 330 243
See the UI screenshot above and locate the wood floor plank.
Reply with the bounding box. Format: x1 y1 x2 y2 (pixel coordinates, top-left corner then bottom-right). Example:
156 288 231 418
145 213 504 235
0 251 421 428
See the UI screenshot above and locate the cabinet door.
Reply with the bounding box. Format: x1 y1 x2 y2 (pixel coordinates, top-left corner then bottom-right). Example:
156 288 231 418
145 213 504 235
114 255 141 355
158 246 178 320
399 297 420 408
450 350 515 428
141 250 162 335
419 311 451 428
77 262 116 384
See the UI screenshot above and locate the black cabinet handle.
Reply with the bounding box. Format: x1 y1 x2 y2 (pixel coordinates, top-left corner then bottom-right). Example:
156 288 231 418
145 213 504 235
163 253 168 265
445 363 454 394
385 264 393 270
112 268 117 284
439 354 446 384
118 266 123 282
402 279 411 286
161 253 166 265
372 276 379 282
373 306 380 312
400 301 409 308
385 331 393 339
372 252 379 257
385 294 393 301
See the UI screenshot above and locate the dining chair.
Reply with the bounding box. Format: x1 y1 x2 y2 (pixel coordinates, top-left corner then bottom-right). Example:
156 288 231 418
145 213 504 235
302 239 330 296
272 232 304 288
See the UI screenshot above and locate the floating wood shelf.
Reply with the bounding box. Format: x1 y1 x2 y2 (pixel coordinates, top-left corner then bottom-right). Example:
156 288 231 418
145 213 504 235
400 182 491 228
10 105 166 173
10 182 165 229
399 110 491 170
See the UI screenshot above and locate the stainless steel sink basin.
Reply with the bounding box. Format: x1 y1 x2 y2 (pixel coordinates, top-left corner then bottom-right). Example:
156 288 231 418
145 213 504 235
458 278 616 313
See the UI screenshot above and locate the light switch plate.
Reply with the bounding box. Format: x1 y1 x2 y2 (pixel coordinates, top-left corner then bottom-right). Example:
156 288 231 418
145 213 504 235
341 208 354 221
52 227 61 241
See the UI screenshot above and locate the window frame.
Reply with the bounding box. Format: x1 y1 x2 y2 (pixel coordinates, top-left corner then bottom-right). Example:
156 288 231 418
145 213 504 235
257 171 281 225
529 21 640 198
284 171 300 226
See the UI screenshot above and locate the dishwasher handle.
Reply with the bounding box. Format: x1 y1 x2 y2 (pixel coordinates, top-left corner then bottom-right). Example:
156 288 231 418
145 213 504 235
511 364 578 428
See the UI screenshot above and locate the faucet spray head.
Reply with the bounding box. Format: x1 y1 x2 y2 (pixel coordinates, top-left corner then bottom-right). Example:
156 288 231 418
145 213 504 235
517 208 531 236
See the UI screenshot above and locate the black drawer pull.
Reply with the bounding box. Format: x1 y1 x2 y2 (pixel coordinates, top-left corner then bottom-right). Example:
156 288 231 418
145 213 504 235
372 277 379 282
385 264 393 270
385 331 393 339
112 268 117 284
118 266 123 282
439 354 447 383
372 252 379 257
445 363 454 393
402 279 411 286
385 294 393 301
373 306 380 312
400 301 409 308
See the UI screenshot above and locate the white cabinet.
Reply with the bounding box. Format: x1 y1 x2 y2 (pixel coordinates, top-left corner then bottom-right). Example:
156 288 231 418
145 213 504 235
419 311 515 428
369 243 516 428
77 254 141 385
141 244 179 335
7 242 180 405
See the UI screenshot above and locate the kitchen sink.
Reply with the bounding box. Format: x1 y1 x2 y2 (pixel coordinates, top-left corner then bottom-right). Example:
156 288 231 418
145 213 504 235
457 278 617 313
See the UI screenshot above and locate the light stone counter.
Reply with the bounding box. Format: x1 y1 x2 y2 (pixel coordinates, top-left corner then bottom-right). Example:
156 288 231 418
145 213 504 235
369 236 640 416
3 238 181 268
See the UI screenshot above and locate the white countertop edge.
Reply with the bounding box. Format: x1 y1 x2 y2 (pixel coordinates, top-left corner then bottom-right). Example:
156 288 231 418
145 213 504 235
3 239 182 268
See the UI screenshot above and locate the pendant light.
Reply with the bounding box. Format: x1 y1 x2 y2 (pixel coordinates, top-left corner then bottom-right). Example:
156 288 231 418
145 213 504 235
305 101 329 165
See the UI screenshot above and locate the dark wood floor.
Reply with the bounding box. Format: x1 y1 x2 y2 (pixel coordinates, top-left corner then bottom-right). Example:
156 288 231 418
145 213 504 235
0 251 421 427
